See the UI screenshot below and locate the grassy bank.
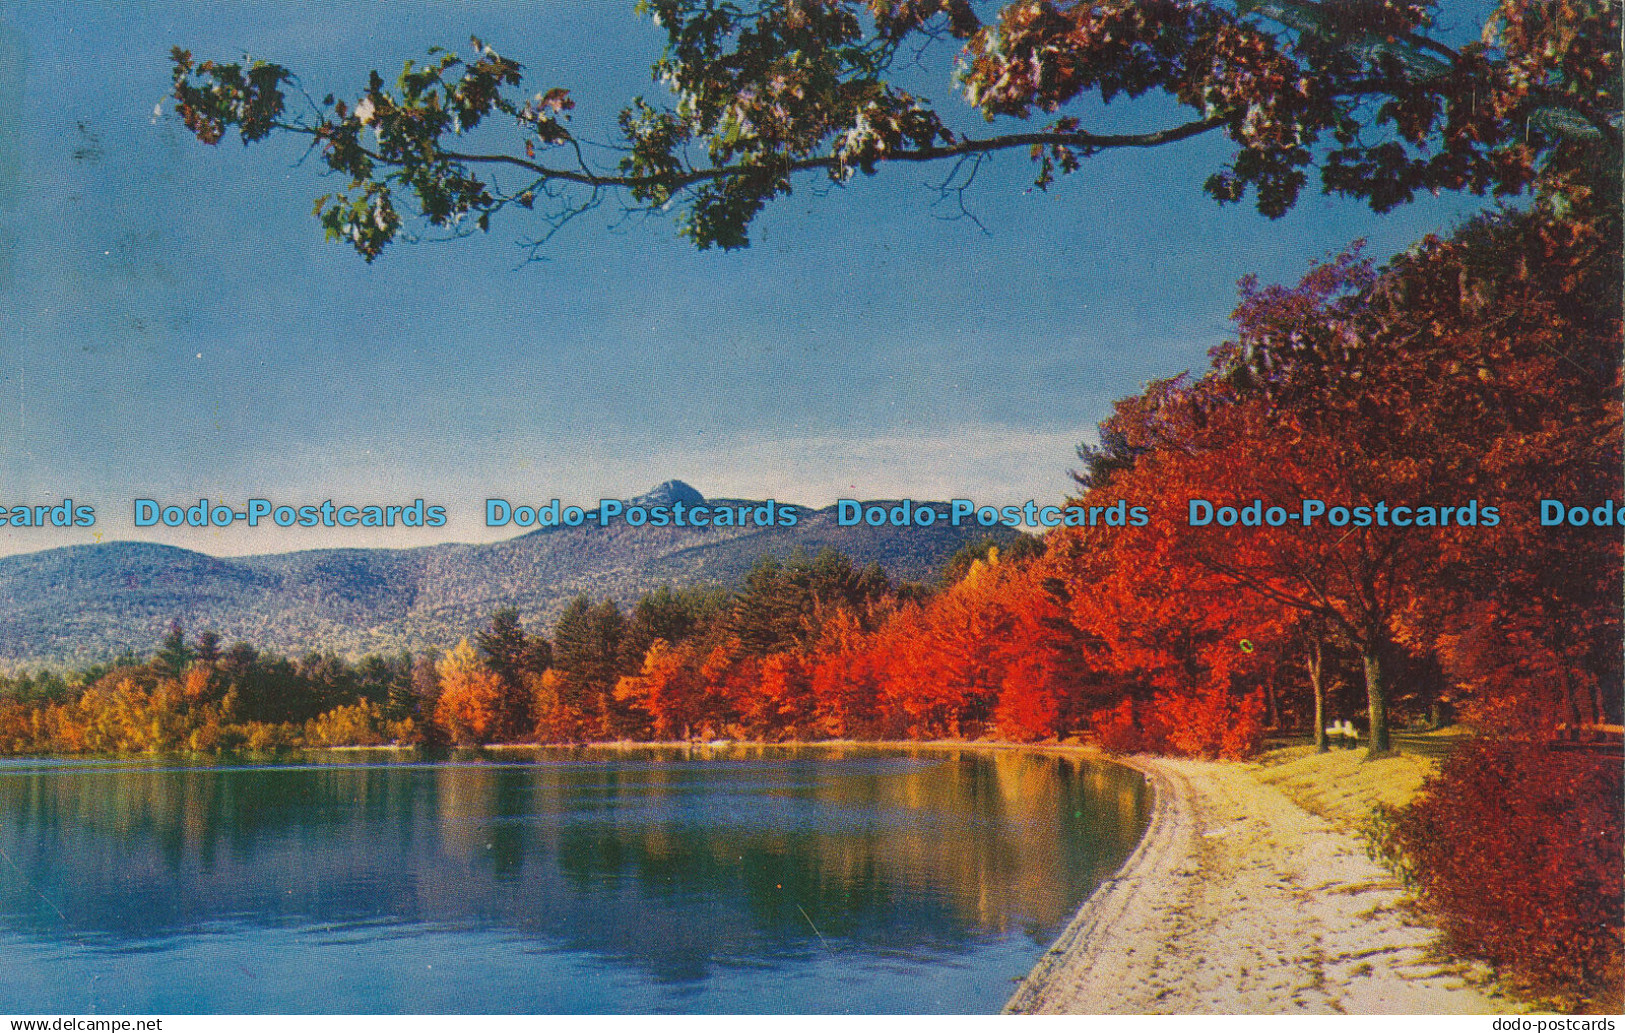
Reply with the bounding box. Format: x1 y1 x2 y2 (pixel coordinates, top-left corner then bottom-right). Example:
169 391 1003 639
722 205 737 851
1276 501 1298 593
1247 729 1474 828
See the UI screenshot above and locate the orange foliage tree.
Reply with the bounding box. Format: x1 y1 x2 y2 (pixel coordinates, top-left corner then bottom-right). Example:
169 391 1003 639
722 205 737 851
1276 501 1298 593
434 639 510 745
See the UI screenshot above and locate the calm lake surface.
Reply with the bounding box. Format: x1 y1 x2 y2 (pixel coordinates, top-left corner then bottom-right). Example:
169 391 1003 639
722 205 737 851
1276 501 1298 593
0 746 1147 1013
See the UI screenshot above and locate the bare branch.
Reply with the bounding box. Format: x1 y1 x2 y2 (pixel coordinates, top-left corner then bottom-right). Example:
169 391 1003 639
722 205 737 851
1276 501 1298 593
280 113 1231 193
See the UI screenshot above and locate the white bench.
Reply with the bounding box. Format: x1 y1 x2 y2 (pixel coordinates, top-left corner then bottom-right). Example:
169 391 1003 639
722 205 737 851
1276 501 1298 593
1324 720 1360 748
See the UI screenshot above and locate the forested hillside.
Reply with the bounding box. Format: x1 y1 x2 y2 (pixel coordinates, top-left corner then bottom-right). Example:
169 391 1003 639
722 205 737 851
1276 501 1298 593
0 483 1013 667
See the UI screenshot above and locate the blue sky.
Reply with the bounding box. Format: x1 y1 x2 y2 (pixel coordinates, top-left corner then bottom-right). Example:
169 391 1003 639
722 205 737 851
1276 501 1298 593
0 0 1491 557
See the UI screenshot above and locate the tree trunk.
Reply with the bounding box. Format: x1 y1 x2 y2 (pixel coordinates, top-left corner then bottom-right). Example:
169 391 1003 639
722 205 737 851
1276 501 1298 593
1551 630 1585 735
1361 637 1392 755
1308 638 1328 753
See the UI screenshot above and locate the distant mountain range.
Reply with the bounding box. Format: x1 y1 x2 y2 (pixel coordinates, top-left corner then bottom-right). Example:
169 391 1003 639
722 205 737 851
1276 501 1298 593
0 482 1014 669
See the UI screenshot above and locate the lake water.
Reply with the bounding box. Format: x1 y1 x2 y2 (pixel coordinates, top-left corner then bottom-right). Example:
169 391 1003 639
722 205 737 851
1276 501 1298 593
0 745 1148 1014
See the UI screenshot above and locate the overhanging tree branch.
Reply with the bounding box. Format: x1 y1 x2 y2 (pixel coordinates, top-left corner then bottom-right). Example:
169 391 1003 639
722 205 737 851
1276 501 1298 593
168 0 1621 259
288 113 1231 191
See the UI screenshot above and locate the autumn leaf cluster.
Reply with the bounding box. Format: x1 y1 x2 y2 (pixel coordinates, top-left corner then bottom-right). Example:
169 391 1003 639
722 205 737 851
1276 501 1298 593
170 0 1619 255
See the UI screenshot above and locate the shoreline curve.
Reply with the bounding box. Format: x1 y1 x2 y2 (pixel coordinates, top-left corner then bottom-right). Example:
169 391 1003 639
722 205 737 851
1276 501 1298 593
1006 755 1518 1015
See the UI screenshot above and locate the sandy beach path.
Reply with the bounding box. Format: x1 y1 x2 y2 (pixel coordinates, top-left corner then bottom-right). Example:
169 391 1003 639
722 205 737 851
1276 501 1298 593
1007 756 1516 1014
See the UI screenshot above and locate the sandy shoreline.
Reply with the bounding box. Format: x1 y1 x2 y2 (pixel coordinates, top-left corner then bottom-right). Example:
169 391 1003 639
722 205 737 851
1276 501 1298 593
1007 755 1520 1015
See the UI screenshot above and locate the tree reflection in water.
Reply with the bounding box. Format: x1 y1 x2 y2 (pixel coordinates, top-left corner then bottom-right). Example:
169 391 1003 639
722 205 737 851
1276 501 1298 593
0 747 1147 1012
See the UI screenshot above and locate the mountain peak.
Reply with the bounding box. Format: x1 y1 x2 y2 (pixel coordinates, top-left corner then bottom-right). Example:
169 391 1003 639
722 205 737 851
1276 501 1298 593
631 480 704 507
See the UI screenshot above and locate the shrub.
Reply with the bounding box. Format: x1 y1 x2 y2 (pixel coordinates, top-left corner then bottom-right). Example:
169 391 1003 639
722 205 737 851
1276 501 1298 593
1090 698 1169 754
239 721 299 754
1384 737 1623 1011
1157 686 1267 759
304 700 415 747
1218 689 1268 759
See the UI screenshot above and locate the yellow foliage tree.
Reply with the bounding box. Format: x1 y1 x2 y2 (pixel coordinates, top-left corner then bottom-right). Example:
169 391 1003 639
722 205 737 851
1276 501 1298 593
433 639 506 745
